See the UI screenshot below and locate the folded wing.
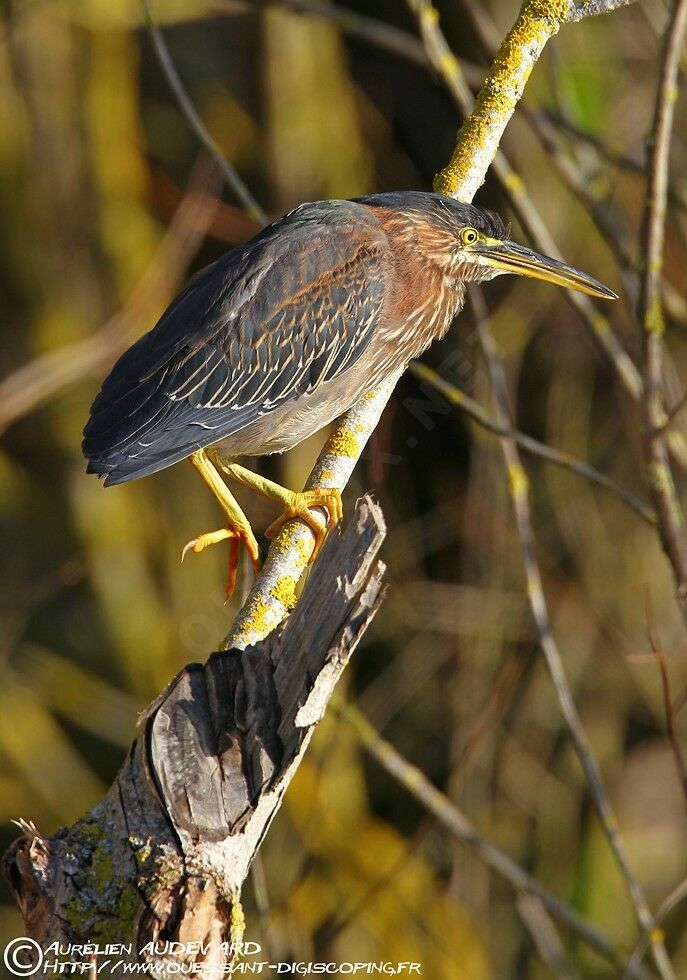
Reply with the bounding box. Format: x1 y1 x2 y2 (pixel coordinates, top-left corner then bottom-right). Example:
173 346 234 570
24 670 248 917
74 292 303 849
83 200 390 484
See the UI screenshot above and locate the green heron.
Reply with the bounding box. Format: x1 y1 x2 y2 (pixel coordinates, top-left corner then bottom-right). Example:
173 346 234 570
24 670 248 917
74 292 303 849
83 191 616 595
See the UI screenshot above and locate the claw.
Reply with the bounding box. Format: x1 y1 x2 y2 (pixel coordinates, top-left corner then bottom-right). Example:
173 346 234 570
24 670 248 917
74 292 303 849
181 527 235 562
265 488 343 560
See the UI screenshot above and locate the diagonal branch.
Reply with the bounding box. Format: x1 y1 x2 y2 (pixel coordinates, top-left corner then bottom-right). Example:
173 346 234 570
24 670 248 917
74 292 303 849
228 0 643 649
409 361 656 525
140 8 672 972
408 0 640 398
143 0 266 224
336 699 647 979
0 159 219 436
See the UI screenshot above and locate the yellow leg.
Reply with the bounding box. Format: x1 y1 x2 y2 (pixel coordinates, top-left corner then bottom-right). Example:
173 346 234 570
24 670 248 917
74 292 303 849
208 449 343 559
184 450 261 597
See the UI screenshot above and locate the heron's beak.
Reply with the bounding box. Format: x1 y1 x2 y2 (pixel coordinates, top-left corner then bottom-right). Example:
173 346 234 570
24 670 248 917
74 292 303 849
473 239 618 300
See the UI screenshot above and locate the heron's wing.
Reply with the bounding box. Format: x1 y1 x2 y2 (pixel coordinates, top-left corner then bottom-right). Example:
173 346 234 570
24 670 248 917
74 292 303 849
83 201 390 484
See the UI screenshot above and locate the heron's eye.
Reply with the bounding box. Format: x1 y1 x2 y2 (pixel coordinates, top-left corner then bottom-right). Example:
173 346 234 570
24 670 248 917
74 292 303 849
460 227 479 246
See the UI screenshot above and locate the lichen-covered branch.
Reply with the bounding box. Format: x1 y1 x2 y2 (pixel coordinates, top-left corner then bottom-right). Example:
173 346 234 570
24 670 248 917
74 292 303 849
226 374 400 649
228 0 640 649
411 0 641 398
432 0 567 200
144 0 266 224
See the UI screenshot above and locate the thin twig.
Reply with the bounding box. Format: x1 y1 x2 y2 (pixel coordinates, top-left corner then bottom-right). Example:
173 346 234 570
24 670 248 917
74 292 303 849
543 110 687 214
638 0 687 600
645 588 687 810
656 389 687 435
459 0 687 470
0 160 219 435
409 361 656 526
516 894 580 980
143 0 268 225
624 877 687 978
470 286 673 980
529 105 687 329
407 0 641 400
334 699 646 978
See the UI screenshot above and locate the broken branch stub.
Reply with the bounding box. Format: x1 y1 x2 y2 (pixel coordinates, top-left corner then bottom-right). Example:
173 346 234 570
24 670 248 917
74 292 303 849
3 497 386 975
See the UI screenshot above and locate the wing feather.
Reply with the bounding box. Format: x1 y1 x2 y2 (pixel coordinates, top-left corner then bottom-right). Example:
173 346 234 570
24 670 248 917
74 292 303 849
83 200 390 484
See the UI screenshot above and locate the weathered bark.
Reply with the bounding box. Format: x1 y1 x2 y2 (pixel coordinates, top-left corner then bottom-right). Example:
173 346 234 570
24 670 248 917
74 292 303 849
3 497 386 978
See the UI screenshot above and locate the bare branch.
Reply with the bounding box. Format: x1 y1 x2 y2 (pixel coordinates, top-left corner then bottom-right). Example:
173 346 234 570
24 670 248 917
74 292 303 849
409 361 656 525
567 0 638 21
335 700 646 978
470 286 673 980
625 877 687 978
516 894 580 980
143 0 267 224
638 0 687 597
645 589 687 810
0 160 219 436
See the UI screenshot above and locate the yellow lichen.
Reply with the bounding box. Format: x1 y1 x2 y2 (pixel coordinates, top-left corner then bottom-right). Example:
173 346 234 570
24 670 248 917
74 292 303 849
230 893 246 946
326 428 360 458
645 294 665 337
271 524 312 563
503 170 524 194
434 0 568 197
270 523 313 568
271 575 299 611
234 597 272 639
271 523 300 553
508 463 529 497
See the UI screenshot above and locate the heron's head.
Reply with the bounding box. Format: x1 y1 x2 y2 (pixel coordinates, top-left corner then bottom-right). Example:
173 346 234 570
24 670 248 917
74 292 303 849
413 194 618 300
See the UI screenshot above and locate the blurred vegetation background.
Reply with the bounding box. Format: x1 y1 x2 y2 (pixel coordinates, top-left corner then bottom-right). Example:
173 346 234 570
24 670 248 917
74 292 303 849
1 0 686 976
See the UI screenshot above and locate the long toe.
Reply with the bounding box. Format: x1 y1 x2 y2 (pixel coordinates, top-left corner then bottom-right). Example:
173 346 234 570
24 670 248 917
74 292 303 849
180 524 261 596
224 528 261 599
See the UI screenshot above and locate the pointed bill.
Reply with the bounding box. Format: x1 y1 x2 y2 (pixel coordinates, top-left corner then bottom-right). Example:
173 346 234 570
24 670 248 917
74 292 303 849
473 239 619 300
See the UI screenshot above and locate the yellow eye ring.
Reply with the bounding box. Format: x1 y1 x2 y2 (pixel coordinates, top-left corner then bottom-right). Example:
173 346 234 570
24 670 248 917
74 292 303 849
460 227 478 246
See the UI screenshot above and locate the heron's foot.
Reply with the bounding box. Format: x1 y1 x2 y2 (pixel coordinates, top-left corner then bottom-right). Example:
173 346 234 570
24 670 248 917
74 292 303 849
264 487 343 559
181 525 261 599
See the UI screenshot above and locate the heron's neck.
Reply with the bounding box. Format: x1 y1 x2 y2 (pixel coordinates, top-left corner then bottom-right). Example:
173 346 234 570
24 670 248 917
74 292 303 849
376 207 467 348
